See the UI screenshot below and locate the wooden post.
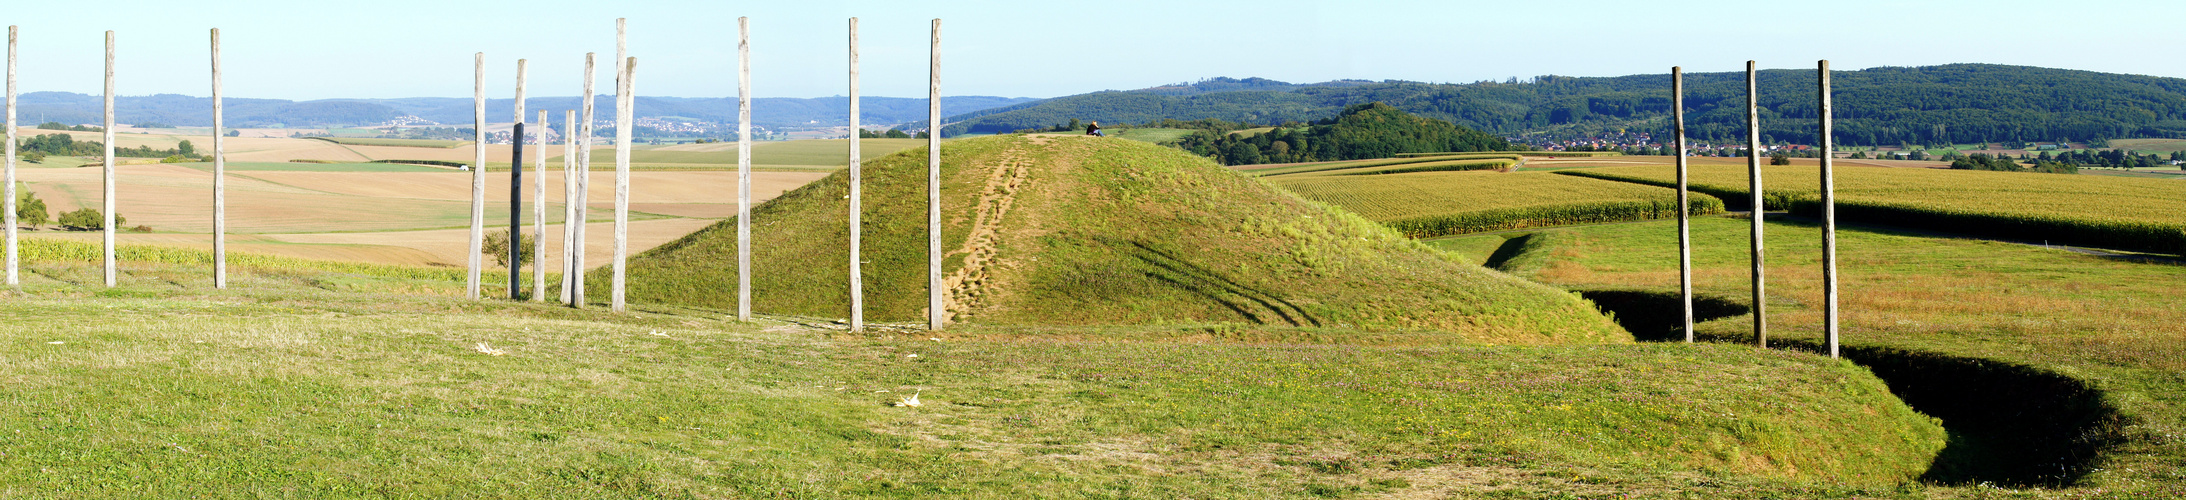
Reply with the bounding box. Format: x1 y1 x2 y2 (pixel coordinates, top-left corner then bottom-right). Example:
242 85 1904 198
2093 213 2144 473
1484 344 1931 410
612 18 630 312
210 28 225 289
560 109 577 305
102 31 115 288
466 52 484 299
847 17 863 332
612 56 634 312
1673 66 1692 343
927 18 943 331
1818 60 1839 359
510 59 526 300
4 25 16 286
1746 60 1766 348
533 109 547 302
737 17 752 321
572 53 595 308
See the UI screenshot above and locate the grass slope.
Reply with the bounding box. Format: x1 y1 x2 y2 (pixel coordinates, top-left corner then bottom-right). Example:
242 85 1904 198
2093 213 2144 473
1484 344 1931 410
1272 171 1725 238
0 239 1949 497
612 135 1627 344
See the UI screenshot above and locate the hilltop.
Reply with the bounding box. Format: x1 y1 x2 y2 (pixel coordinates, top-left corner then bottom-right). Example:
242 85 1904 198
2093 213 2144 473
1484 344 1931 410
609 135 1628 344
937 64 2186 146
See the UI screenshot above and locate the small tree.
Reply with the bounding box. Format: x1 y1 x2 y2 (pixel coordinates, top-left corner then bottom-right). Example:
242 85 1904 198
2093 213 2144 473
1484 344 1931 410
1769 153 1792 165
57 208 122 231
481 229 536 269
14 184 47 229
177 140 195 157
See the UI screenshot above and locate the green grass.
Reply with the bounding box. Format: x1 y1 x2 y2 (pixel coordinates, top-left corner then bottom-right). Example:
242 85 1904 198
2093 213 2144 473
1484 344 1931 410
1558 164 2186 254
608 135 1630 344
1271 171 1724 238
0 238 1953 497
308 137 471 148
1252 154 1523 177
172 161 449 173
1428 215 2186 495
2110 138 2186 155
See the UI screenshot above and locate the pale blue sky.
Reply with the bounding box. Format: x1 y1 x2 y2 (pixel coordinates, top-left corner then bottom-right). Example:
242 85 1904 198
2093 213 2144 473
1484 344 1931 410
2 0 2179 100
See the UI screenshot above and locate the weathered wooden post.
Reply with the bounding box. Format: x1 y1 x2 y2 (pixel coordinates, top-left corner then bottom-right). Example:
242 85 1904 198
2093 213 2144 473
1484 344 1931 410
533 109 548 301
211 28 226 288
612 56 635 313
510 59 526 300
572 53 596 308
736 17 752 321
612 18 631 312
4 25 16 286
1818 60 1839 358
466 52 484 299
1673 66 1692 343
560 109 577 304
847 17 864 332
927 18 943 331
1745 60 1767 348
102 31 115 288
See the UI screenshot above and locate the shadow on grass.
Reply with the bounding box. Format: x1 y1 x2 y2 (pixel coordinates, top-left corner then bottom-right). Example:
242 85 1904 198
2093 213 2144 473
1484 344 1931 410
1128 240 1321 328
1576 287 2128 488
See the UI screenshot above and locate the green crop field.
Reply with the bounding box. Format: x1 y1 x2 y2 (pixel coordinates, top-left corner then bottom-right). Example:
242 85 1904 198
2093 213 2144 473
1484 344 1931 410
2110 138 2186 155
1113 127 1194 143
1270 170 1723 238
1427 215 2186 495
1251 154 1523 177
308 137 471 148
1558 164 2186 254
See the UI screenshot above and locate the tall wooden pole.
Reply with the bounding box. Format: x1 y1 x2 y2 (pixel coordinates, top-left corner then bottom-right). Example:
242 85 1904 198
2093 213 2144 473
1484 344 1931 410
510 59 526 300
533 109 548 302
1818 60 1840 359
927 18 943 331
612 18 630 312
102 31 115 288
736 17 752 321
560 109 577 304
465 52 485 300
572 53 595 308
210 28 225 289
612 56 635 312
4 25 16 287
1746 60 1767 348
847 17 864 332
1673 67 1692 343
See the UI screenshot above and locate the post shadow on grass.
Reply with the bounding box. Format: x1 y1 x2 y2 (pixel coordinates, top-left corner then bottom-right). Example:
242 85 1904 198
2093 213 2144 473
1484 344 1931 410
1575 287 2127 487
1125 240 1320 328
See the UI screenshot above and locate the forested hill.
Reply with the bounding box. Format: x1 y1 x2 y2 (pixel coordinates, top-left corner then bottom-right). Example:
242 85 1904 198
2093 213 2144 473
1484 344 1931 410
1176 103 1511 165
8 92 1035 129
938 66 2186 146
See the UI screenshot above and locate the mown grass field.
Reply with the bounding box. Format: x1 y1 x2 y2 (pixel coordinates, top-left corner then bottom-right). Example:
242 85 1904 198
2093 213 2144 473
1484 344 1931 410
1426 215 2186 496
1556 164 2186 254
173 161 449 173
1269 170 1723 238
1112 127 1194 143
0 236 1959 498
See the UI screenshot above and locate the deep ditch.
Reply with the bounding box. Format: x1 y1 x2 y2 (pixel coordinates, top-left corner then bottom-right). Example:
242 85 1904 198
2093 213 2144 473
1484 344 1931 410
1576 288 2130 487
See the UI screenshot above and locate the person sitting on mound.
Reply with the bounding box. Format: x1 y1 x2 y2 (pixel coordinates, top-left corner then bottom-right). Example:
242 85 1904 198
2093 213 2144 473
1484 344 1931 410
1085 121 1104 137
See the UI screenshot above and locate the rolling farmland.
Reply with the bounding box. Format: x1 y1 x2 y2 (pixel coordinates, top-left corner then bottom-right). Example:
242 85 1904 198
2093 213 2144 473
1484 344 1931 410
1268 170 1723 238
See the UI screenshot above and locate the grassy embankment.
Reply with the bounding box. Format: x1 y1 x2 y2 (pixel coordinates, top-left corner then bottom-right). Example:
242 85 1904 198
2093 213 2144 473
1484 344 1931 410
608 135 1625 343
0 216 1951 498
1559 164 2186 254
1428 215 2186 496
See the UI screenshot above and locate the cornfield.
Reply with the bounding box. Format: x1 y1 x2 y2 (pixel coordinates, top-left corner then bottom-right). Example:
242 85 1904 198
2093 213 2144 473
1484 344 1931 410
1271 170 1724 238
1557 164 2186 254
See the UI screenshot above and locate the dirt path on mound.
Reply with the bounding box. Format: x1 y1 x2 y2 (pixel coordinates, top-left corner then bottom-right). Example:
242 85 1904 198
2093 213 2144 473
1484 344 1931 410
941 142 1036 320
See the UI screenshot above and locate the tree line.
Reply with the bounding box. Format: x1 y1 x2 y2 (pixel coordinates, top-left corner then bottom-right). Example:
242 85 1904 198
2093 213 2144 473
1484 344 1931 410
14 134 201 163
1169 103 1513 166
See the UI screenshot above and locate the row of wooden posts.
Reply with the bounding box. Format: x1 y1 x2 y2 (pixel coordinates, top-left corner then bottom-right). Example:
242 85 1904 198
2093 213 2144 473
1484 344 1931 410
0 18 947 332
1669 61 1840 358
0 23 1834 348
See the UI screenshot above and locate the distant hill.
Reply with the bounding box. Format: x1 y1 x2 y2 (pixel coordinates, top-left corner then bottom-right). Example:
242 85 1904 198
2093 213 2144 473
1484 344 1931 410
1176 102 1513 165
937 65 2186 146
604 135 1628 343
8 92 1035 129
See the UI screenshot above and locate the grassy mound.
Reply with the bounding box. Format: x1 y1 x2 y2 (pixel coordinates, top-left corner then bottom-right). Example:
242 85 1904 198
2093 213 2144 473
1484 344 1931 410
610 135 1625 343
